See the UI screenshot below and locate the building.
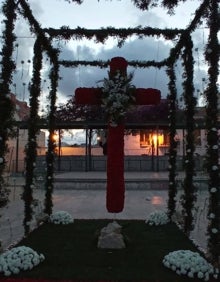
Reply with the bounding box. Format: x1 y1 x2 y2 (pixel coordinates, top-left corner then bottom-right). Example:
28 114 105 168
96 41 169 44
6 96 213 173
6 94 46 173
51 106 210 172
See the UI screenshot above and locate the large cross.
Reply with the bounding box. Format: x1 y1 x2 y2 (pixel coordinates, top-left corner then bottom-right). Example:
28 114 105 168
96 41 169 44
75 57 161 213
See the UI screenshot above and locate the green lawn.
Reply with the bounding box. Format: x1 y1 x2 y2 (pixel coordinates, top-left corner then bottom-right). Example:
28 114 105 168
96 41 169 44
6 220 206 281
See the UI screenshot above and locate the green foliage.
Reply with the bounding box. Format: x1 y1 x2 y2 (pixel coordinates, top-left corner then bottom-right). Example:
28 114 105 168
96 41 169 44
14 220 202 280
45 26 183 47
181 35 197 235
62 0 191 14
23 38 43 235
205 0 220 265
44 62 60 216
0 0 17 208
0 0 219 266
166 63 178 219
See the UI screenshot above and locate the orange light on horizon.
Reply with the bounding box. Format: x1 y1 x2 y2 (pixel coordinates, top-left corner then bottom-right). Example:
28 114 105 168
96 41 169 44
151 133 164 146
52 133 59 142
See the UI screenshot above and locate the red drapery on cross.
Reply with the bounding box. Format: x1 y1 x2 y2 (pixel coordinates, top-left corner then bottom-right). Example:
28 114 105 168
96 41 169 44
75 57 161 213
106 123 125 212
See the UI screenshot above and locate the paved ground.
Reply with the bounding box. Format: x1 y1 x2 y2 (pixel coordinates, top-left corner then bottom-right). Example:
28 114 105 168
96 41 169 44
54 171 208 181
0 171 209 253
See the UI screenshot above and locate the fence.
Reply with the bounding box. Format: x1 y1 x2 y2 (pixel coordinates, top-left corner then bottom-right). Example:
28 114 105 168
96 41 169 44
36 155 204 173
9 155 205 174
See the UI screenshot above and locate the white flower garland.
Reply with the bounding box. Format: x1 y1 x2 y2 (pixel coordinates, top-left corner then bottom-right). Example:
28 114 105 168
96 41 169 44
101 71 136 125
146 211 170 226
163 250 219 281
49 211 74 224
0 246 45 276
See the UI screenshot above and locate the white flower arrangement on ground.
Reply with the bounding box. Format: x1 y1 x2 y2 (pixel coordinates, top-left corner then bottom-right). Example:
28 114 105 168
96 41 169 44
101 71 136 125
146 211 170 226
49 211 74 224
163 250 219 281
0 246 45 276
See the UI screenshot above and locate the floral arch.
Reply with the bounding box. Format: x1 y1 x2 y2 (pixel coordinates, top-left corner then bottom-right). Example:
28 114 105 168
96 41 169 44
0 0 219 266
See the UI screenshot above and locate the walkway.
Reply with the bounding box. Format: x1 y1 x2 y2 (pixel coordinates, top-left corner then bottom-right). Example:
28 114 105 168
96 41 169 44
0 171 209 253
54 171 208 190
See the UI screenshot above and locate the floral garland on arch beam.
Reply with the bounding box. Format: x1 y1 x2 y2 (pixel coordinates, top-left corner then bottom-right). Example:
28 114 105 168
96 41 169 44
101 71 136 126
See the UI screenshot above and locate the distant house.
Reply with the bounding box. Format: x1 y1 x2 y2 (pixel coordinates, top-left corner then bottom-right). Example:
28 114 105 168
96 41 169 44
53 105 211 172
59 104 210 158
6 94 45 173
123 126 206 157
125 106 207 156
6 95 215 173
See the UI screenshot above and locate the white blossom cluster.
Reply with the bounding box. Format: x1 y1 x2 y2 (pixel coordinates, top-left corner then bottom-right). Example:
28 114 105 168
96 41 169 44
102 71 135 125
0 246 45 276
49 211 74 224
146 211 170 226
163 250 219 281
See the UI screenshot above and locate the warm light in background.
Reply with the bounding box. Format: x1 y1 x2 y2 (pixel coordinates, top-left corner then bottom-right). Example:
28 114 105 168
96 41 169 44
52 133 58 142
151 196 163 205
151 134 164 146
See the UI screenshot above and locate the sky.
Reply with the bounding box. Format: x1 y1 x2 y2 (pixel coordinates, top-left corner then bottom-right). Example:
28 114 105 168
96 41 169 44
0 0 213 144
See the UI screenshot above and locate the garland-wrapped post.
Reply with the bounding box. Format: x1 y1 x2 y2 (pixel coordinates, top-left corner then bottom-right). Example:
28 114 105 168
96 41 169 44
205 0 220 267
23 37 42 235
181 35 197 236
166 63 178 219
45 26 183 47
0 0 16 208
44 58 59 215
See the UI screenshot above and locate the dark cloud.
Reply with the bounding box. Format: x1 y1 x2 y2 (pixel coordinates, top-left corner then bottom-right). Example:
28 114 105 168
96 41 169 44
57 37 172 101
1 0 208 108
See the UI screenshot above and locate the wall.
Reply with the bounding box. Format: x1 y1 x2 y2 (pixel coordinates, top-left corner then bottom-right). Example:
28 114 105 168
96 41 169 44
7 128 210 173
35 154 204 173
6 129 46 173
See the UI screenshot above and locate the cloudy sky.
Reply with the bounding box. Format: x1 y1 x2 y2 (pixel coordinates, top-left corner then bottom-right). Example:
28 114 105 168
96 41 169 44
1 0 209 105
0 0 211 143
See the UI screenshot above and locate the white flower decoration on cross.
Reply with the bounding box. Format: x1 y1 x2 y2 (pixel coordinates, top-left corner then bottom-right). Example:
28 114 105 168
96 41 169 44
101 71 136 126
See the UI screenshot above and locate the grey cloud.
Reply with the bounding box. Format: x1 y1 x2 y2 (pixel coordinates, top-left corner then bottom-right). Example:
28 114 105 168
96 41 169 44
96 37 170 61
6 7 207 107
57 37 172 100
134 10 170 29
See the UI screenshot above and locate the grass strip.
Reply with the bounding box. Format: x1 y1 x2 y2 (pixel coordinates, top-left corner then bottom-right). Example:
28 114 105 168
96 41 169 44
1 219 206 281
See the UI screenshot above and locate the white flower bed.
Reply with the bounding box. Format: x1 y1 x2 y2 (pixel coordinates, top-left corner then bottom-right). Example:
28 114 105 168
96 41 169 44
163 250 219 281
49 211 74 224
0 246 45 276
146 211 170 226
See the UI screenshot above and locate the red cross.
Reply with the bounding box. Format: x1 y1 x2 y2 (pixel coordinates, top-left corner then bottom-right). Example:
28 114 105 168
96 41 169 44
75 57 161 213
